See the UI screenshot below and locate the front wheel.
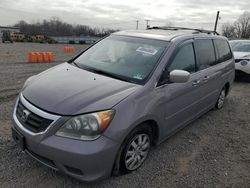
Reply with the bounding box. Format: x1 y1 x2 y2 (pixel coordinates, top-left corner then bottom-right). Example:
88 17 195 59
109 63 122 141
215 87 226 109
117 124 152 174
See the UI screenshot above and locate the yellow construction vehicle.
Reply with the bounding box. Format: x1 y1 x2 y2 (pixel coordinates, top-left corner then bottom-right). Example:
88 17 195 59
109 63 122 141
11 33 57 43
45 36 57 44
35 35 57 43
35 35 45 43
12 33 26 42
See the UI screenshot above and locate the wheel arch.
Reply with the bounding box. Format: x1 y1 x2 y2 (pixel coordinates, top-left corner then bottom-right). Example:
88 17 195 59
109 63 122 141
112 118 160 176
140 119 159 145
224 82 230 96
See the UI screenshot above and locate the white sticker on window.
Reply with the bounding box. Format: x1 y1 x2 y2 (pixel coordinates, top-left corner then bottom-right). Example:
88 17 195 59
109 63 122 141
136 47 158 55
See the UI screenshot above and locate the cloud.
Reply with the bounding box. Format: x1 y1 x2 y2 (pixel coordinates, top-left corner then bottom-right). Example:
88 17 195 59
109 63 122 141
0 0 249 31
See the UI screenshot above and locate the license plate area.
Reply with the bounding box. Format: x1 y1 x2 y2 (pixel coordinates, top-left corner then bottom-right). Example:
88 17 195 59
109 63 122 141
12 128 25 150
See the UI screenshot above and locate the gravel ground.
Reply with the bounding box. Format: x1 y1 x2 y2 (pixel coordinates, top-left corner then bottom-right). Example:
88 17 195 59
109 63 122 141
0 43 250 188
0 42 88 63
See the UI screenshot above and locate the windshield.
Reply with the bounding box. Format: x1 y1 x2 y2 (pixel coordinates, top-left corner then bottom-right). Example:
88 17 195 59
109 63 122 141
231 42 250 52
229 41 240 48
74 35 169 84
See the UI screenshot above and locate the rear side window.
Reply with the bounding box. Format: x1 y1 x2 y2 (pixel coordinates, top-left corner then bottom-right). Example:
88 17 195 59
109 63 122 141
214 39 232 62
168 43 196 73
194 39 216 70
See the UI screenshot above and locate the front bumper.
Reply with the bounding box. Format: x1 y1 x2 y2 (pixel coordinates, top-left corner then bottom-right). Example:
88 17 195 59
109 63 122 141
12 96 120 182
235 62 250 74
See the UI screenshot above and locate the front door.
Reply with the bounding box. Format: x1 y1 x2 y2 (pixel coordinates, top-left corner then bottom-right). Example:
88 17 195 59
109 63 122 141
157 40 205 136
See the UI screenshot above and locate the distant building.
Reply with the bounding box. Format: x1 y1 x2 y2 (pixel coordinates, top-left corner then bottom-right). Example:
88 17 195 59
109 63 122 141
0 26 20 37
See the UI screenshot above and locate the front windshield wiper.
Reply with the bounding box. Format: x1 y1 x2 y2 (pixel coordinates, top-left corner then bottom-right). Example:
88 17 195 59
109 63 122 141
74 64 136 84
89 69 136 83
71 62 80 67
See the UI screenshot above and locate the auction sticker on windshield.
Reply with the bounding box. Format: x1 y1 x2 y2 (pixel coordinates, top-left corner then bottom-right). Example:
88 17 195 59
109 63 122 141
136 47 158 55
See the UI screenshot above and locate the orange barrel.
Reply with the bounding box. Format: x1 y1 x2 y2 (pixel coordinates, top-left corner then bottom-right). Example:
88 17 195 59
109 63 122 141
28 52 37 63
64 47 68 52
36 52 43 63
47 52 55 62
70 47 75 52
42 52 49 62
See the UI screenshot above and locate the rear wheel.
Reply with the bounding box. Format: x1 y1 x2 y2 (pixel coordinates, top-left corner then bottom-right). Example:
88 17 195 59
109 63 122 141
115 124 152 174
215 87 226 109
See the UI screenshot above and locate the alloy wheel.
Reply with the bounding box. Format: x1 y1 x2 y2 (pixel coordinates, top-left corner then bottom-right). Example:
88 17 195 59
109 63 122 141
124 133 150 171
217 89 226 109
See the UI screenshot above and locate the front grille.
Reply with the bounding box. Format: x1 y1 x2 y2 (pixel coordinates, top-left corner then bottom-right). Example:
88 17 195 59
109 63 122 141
16 100 53 133
235 59 243 63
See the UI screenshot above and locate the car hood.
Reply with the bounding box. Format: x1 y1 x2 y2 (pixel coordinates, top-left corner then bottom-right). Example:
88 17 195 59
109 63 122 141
233 52 250 59
22 63 139 115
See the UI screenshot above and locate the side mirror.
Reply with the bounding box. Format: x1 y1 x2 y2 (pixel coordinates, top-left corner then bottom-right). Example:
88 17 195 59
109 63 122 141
169 70 190 83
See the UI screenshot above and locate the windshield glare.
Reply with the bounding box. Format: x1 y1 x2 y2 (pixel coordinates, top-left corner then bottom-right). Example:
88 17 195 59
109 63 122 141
74 35 169 83
231 42 250 52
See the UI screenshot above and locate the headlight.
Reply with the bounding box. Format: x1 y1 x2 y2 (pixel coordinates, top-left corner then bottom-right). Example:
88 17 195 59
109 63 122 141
55 110 115 141
240 60 249 66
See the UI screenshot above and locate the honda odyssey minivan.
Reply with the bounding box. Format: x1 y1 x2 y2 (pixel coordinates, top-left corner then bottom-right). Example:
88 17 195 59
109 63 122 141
12 27 235 182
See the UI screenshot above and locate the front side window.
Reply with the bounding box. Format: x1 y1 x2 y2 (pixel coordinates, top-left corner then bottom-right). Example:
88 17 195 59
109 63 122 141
194 39 216 70
74 35 169 84
168 43 196 73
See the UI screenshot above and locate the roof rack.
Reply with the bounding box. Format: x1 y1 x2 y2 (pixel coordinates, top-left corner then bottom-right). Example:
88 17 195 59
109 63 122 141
147 26 220 35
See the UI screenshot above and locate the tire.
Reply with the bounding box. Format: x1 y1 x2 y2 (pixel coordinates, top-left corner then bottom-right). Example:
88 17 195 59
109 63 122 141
113 124 152 175
215 87 226 109
244 74 250 82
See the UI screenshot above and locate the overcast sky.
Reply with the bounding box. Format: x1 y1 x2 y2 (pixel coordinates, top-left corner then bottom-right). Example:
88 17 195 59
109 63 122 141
0 0 249 31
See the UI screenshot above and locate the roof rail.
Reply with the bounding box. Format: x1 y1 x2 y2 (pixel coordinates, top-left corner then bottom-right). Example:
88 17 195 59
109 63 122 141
147 26 220 35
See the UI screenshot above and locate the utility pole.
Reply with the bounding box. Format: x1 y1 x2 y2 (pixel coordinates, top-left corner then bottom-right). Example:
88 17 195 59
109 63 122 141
214 11 220 33
145 19 150 29
136 20 139 30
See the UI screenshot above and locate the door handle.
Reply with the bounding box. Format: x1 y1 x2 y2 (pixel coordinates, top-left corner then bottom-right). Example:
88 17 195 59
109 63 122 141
203 76 210 83
192 80 201 87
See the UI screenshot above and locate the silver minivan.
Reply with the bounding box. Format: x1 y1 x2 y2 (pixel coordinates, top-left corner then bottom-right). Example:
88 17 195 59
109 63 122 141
12 27 235 182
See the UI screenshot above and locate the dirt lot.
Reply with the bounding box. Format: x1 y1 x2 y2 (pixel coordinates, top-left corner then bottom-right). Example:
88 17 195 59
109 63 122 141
0 43 250 188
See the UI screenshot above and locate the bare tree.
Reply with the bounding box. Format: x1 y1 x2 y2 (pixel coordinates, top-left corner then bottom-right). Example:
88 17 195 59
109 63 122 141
13 18 118 37
222 11 250 39
234 11 250 38
222 23 236 39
